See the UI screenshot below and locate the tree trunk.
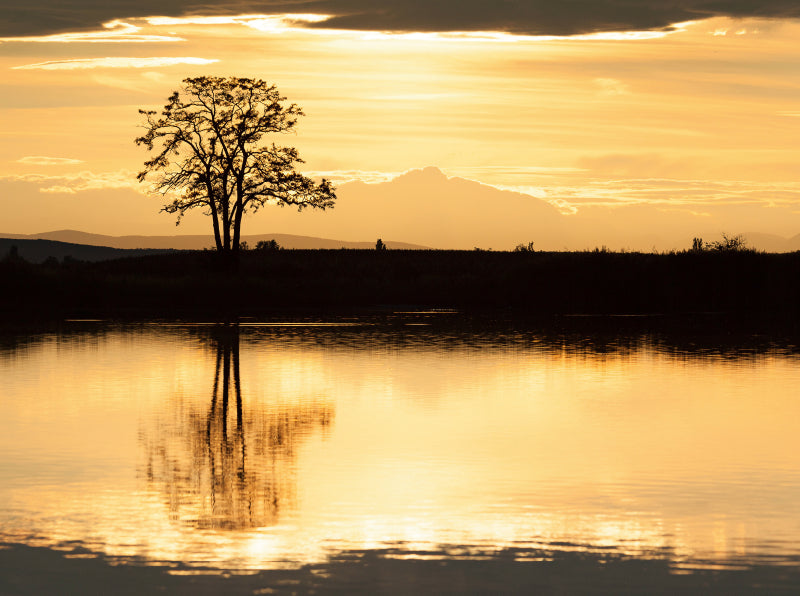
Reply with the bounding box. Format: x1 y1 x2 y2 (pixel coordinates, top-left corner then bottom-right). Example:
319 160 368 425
209 194 223 252
232 201 244 253
221 198 231 252
232 170 245 254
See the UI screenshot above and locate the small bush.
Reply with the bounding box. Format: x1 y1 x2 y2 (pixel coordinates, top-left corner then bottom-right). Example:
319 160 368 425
256 239 281 251
513 242 535 253
707 234 749 253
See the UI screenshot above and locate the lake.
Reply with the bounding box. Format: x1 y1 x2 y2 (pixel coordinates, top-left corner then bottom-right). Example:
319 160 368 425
2 312 799 592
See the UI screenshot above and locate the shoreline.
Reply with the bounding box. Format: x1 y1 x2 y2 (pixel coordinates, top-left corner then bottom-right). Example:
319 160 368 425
2 249 800 320
3 541 799 595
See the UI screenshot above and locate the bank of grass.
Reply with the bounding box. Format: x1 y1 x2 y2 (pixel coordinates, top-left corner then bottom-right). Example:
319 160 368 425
2 248 799 318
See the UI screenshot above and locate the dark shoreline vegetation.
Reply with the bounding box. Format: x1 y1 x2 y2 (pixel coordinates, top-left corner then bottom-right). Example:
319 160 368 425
2 542 799 596
3 247 800 320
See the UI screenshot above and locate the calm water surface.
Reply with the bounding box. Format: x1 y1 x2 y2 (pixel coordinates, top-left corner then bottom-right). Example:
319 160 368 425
2 314 799 575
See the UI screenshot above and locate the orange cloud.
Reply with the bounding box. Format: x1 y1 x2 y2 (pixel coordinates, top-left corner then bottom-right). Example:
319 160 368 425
16 156 84 166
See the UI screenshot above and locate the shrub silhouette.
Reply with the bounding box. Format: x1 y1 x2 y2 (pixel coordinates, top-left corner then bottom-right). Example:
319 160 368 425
706 234 750 252
256 239 282 251
513 242 535 253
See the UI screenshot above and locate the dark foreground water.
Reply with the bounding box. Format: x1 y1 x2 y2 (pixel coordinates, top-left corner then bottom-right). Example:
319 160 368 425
1 313 799 593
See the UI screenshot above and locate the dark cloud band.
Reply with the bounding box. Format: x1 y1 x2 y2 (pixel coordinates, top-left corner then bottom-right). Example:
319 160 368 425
2 0 800 38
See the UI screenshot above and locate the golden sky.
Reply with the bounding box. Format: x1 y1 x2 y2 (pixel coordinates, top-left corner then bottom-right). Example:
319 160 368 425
1 6 799 249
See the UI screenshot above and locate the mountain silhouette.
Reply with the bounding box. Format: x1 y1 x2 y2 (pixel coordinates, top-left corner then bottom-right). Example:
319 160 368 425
5 167 800 252
0 231 429 252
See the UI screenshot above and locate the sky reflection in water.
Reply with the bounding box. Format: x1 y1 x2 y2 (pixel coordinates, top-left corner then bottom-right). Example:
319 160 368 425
1 315 799 571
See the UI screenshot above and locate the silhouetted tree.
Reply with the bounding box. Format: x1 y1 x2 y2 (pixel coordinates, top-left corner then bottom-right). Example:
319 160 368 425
375 238 386 251
3 244 22 263
256 239 281 251
707 233 749 252
136 77 336 263
513 241 535 253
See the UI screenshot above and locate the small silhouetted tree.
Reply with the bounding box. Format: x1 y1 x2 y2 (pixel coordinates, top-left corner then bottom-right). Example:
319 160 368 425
256 239 281 251
375 238 386 251
136 77 335 263
513 241 535 253
708 233 749 252
3 244 21 262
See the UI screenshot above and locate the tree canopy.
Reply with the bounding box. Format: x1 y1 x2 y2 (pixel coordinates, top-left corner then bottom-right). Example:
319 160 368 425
136 76 335 257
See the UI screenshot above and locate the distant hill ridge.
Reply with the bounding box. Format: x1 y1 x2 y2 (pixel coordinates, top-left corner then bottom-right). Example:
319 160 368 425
3 229 799 258
0 230 428 251
0 238 174 264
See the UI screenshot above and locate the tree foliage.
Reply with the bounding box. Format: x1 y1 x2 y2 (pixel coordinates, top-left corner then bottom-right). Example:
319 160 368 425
136 77 335 257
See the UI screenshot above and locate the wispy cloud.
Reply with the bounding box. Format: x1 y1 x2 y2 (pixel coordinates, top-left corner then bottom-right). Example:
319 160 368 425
498 178 800 212
148 13 333 35
2 171 139 193
306 167 586 186
304 170 403 184
367 93 461 101
447 166 588 178
0 20 181 43
12 57 218 70
594 77 631 97
16 156 84 166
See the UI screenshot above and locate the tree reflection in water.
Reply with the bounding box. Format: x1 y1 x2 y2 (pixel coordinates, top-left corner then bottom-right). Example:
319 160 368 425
140 324 333 530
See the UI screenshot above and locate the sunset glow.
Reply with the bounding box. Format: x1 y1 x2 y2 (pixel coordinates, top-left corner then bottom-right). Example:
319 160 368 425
1 9 799 248
3 5 800 590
